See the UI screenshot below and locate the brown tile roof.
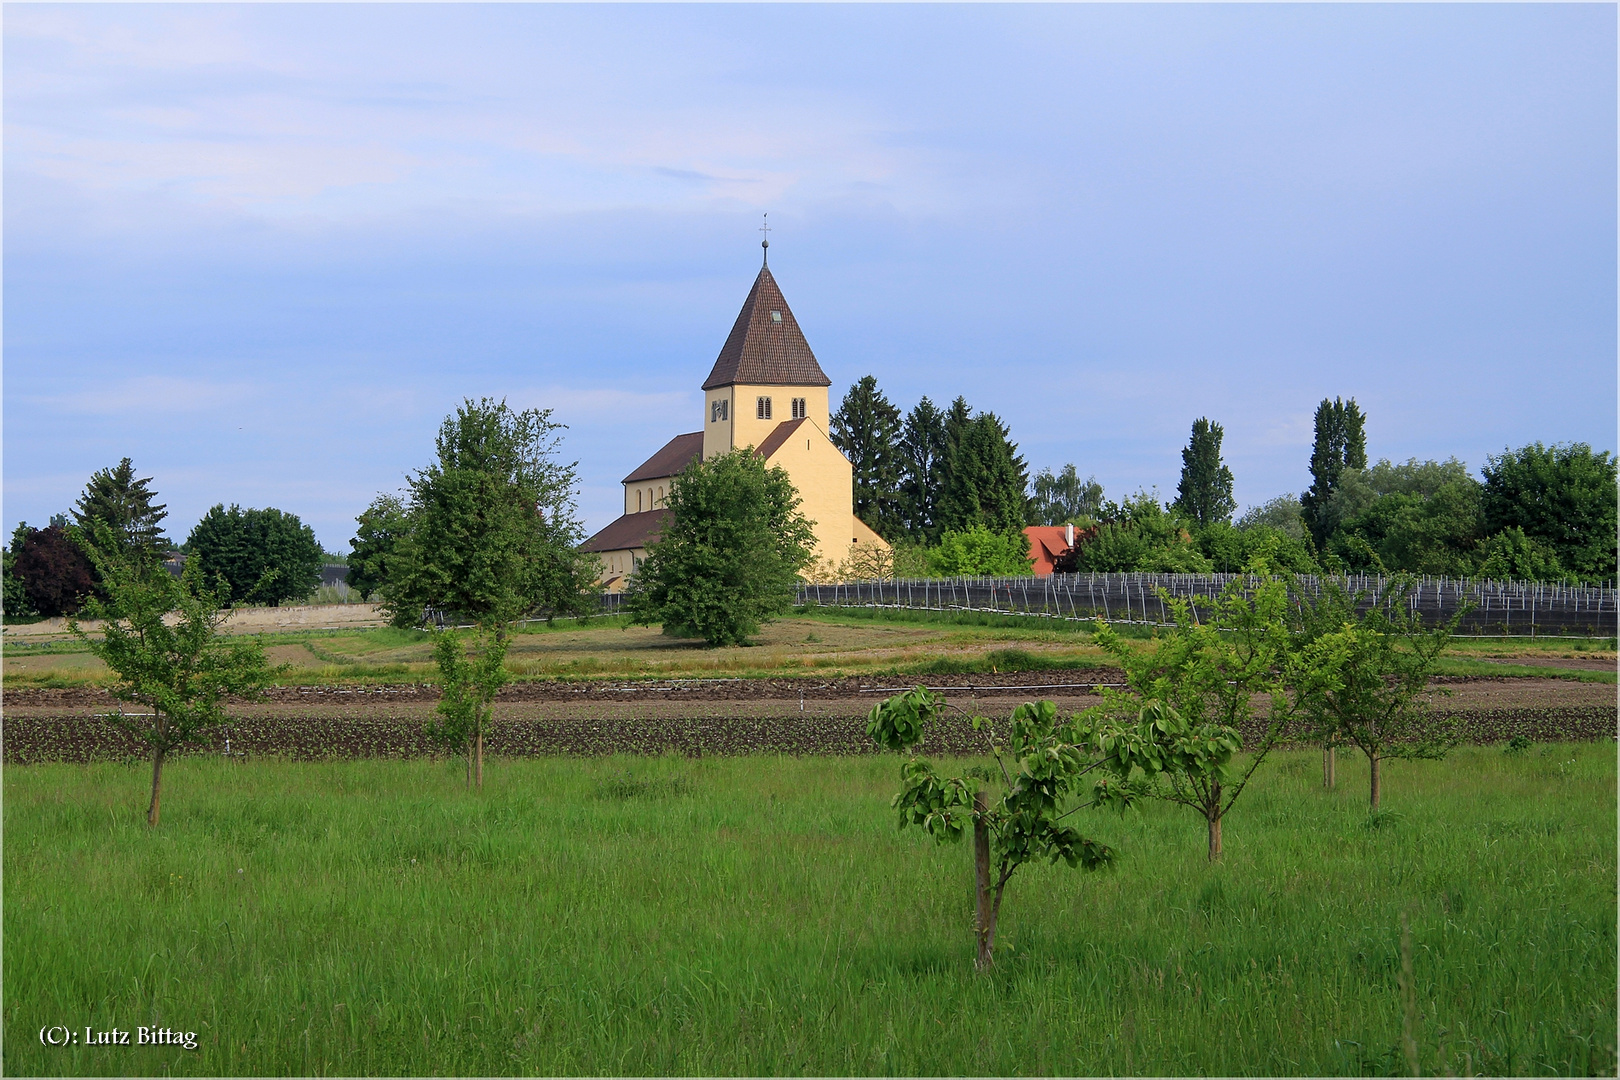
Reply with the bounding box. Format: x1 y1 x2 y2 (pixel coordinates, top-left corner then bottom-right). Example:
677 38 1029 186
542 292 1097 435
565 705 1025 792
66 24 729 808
701 267 831 390
622 432 703 484
580 508 670 553
752 417 809 461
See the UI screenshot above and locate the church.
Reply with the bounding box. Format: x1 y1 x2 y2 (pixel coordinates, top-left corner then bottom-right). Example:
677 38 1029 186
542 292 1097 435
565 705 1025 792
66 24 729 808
582 252 889 591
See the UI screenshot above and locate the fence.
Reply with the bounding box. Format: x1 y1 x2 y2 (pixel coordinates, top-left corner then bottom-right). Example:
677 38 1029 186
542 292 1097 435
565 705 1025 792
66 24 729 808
598 574 1618 637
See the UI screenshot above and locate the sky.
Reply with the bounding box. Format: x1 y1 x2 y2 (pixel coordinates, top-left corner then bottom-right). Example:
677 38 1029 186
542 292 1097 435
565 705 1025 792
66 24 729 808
5 3 1615 552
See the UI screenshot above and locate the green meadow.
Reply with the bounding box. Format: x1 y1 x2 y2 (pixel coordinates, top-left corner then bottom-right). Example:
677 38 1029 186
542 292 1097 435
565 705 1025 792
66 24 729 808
5 744 1614 1076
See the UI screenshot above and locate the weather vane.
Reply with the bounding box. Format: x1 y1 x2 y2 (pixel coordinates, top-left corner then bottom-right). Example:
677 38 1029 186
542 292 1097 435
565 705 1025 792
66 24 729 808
760 213 770 266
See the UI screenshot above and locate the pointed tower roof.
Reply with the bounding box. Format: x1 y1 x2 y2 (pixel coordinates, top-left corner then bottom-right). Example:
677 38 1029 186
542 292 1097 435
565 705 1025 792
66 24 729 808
701 266 831 391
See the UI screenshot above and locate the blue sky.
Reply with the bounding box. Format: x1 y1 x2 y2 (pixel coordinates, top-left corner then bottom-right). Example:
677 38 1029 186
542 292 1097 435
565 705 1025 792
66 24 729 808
5 4 1614 551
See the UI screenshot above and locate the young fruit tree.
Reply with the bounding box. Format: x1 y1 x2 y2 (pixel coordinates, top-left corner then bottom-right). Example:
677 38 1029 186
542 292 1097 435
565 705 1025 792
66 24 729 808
1089 560 1296 861
1290 577 1462 809
427 627 510 789
868 688 1163 971
68 558 278 826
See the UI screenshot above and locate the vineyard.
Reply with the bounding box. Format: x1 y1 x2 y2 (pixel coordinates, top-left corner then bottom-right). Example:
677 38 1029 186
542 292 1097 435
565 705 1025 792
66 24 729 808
753 573 1620 637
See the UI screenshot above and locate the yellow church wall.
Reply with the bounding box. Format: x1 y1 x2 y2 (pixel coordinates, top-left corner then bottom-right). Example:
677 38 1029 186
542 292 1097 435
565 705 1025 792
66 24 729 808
704 384 829 458
759 417 867 567
622 482 670 516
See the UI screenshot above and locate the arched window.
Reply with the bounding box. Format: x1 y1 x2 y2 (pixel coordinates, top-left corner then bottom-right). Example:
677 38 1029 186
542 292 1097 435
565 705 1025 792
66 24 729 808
637 490 643 512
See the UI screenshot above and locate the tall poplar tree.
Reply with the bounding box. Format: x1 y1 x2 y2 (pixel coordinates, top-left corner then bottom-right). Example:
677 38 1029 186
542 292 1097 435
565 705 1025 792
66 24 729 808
830 375 904 540
898 397 949 542
1174 418 1237 528
1301 397 1367 550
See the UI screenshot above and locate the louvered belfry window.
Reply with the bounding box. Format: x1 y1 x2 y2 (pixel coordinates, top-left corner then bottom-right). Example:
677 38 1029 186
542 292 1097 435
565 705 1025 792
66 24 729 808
791 398 806 419
756 397 772 420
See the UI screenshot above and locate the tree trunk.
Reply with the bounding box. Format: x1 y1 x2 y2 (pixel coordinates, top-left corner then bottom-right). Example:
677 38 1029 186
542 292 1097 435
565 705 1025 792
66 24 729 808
1323 744 1336 788
475 728 484 789
973 789 995 971
1207 810 1223 862
1369 752 1381 810
466 741 473 788
147 746 165 827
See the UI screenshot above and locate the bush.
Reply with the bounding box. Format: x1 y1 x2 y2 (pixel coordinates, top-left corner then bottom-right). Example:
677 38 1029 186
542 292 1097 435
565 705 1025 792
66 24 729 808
928 526 1033 577
11 523 96 617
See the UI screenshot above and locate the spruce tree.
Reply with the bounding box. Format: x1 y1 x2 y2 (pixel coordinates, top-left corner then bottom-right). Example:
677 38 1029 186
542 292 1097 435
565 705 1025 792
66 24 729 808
72 458 170 569
830 375 903 540
1302 397 1366 550
1174 418 1236 528
939 407 1029 537
898 397 949 542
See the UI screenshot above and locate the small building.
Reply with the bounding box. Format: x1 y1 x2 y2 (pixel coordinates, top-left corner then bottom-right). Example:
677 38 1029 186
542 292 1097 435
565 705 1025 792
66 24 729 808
1024 523 1096 576
582 255 889 592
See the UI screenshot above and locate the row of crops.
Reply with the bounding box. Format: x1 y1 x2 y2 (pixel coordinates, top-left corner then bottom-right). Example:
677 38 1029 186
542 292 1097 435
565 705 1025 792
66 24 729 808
6 706 1614 764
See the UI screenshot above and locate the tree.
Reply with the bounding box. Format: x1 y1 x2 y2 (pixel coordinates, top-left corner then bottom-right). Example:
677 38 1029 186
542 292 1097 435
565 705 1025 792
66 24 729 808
898 397 949 542
1174 418 1236 528
929 526 1034 577
385 399 595 629
1324 459 1484 577
12 522 96 616
1090 558 1295 860
830 375 904 541
626 448 816 647
385 398 596 787
3 528 38 619
71 458 170 570
1291 578 1461 809
938 407 1029 537
1476 526 1566 583
1073 493 1213 574
347 494 408 601
68 558 278 826
1236 494 1308 540
1301 397 1366 550
186 505 324 607
868 689 1153 970
1028 464 1105 526
1481 442 1617 583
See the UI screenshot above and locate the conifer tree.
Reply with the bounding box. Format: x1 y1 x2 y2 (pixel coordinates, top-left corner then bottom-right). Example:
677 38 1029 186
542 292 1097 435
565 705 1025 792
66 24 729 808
830 375 904 540
898 397 949 542
1301 397 1366 550
72 458 170 569
1174 418 1236 528
938 406 1029 537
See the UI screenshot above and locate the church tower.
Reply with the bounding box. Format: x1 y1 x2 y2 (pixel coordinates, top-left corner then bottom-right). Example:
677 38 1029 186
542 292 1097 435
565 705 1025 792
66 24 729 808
581 253 888 590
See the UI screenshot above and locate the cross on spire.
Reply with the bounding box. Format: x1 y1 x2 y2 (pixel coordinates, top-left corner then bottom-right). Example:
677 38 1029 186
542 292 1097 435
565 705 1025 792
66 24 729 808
759 213 770 266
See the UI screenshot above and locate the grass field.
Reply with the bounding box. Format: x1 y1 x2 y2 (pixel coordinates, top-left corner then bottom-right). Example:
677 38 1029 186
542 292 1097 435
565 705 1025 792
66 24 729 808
5 744 1614 1076
4 606 1614 688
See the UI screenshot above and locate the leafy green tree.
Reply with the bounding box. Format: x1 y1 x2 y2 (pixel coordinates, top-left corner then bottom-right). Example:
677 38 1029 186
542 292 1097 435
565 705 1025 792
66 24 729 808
68 558 278 826
11 522 97 616
3 528 38 619
1476 526 1567 582
1301 397 1366 550
385 399 595 787
347 494 408 601
1173 418 1236 528
626 448 816 646
898 397 949 542
1326 459 1483 576
830 375 904 541
71 458 170 570
385 398 595 628
868 689 1153 970
1290 578 1461 809
1028 464 1104 526
1481 442 1617 583
186 505 324 607
1074 493 1212 573
1236 494 1308 540
938 407 1028 537
1196 522 1317 574
929 526 1034 577
1091 559 1295 860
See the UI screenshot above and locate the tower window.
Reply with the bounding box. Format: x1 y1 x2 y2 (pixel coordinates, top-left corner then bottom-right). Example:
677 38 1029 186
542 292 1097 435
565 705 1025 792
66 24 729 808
711 398 728 422
756 396 772 420
791 397 806 419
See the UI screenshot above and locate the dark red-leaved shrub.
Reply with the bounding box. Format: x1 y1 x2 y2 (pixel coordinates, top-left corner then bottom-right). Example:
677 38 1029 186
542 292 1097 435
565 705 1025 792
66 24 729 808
13 524 96 617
